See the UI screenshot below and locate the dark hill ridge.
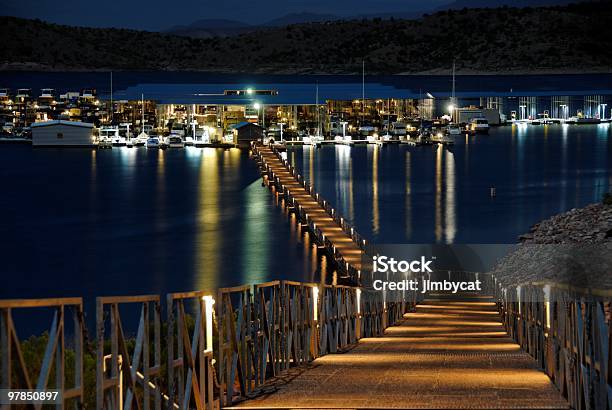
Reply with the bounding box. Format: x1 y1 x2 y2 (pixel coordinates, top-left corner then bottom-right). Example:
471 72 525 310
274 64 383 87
1 1 612 74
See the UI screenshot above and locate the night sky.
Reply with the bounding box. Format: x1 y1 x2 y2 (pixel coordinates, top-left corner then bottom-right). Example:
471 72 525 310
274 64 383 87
0 0 566 31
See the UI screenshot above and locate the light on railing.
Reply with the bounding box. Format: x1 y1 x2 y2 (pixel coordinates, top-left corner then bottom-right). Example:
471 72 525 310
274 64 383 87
313 287 319 320
202 296 215 352
356 289 361 314
544 285 551 331
517 286 521 315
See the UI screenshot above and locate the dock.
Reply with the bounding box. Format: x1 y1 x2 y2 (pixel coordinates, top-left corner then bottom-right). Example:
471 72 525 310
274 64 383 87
253 143 366 279
232 293 570 409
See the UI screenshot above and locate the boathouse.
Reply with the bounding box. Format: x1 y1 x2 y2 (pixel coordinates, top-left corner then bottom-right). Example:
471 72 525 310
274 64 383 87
31 120 95 147
230 121 264 145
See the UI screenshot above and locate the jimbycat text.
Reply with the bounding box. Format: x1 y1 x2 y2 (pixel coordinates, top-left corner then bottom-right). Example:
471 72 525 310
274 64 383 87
372 278 482 294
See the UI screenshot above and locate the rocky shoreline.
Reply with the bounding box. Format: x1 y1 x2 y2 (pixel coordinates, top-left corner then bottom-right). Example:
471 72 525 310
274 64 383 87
519 203 612 244
491 202 612 290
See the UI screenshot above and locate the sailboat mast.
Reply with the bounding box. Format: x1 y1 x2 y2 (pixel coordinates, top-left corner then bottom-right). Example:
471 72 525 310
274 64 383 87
110 71 113 124
362 60 365 123
388 98 391 133
452 61 456 101
141 93 144 126
316 82 320 136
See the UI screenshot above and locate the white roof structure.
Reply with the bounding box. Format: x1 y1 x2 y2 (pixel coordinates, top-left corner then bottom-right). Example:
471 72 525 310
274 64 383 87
31 120 94 128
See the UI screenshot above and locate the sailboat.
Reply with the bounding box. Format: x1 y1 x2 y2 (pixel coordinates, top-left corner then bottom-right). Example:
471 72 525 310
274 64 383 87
447 61 461 136
307 82 324 147
380 98 393 143
135 94 149 146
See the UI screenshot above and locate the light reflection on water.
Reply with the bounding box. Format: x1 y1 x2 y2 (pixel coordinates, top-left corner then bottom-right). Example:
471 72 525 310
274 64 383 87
0 146 334 303
289 124 612 244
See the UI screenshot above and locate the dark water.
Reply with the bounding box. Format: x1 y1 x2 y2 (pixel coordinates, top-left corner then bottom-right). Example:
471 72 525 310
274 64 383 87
0 147 331 303
288 124 612 244
0 124 611 304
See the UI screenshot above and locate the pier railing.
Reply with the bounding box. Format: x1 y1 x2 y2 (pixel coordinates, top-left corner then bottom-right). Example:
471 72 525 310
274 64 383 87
0 297 85 409
0 279 416 409
96 295 162 410
252 144 372 282
167 291 216 410
216 281 412 406
493 279 611 410
270 145 373 255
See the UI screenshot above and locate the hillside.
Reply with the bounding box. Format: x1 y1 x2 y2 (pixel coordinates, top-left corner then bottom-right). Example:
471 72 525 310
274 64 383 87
1 2 612 74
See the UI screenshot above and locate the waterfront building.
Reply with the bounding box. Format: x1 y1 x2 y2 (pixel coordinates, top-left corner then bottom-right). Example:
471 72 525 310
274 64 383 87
229 121 263 145
31 120 95 147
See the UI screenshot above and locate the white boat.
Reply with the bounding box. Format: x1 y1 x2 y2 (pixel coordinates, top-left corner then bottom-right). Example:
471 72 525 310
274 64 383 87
99 126 123 146
118 123 133 145
390 122 407 138
146 137 161 148
306 135 323 147
468 118 489 134
170 122 185 137
223 133 234 144
111 134 127 146
194 127 211 147
134 132 148 146
97 138 113 149
359 125 376 138
134 94 148 146
432 132 455 145
447 124 462 135
165 135 185 148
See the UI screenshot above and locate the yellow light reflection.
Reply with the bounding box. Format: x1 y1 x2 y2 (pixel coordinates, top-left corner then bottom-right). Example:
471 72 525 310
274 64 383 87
435 145 443 242
405 151 412 239
445 149 456 243
372 146 379 235
194 148 219 291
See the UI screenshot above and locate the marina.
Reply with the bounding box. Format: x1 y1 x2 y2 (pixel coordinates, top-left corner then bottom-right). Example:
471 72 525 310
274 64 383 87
1 73 612 149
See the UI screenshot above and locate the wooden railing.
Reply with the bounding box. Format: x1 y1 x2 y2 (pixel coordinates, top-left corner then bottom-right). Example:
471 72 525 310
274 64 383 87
216 280 412 406
494 280 611 410
1 271 488 409
252 144 370 282
167 291 216 410
0 297 85 410
96 295 162 410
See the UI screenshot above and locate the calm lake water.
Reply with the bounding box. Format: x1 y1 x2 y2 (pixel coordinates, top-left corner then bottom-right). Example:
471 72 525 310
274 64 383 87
0 147 332 304
288 124 612 244
0 123 611 304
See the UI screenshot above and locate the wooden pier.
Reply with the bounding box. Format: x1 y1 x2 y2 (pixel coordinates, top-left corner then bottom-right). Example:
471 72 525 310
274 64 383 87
231 294 570 409
252 143 367 281
1 274 609 409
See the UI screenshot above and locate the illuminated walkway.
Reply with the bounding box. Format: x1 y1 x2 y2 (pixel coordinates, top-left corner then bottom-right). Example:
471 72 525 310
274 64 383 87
257 145 364 271
232 294 569 409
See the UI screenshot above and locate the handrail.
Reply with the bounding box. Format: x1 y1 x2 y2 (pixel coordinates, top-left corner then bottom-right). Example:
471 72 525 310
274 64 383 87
5 271 511 408
260 143 372 254
0 297 85 407
488 271 611 410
